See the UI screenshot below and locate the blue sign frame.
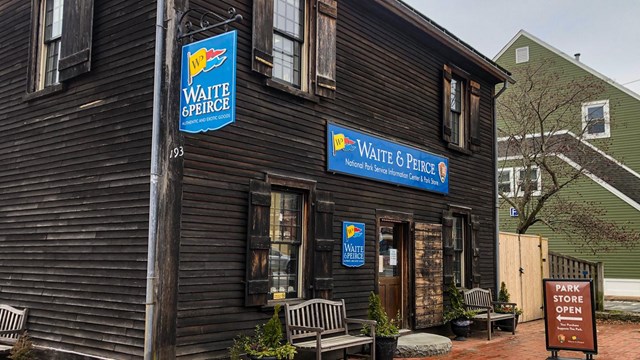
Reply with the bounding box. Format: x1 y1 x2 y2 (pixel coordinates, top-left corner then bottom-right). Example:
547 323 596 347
179 31 237 133
327 123 449 194
342 222 365 267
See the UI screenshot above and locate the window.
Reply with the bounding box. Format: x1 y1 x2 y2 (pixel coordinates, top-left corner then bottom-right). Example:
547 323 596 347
252 0 337 98
582 100 610 139
269 189 305 299
442 65 481 151
450 76 465 146
245 177 334 306
27 0 94 96
515 166 541 197
515 46 529 64
40 0 64 88
273 0 305 88
452 215 466 288
498 168 513 196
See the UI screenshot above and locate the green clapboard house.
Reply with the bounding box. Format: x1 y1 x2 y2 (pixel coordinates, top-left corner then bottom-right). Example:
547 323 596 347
494 30 640 298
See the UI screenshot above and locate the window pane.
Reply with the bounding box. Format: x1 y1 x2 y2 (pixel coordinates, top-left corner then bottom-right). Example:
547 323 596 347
498 169 512 194
45 0 63 40
452 216 464 287
587 106 604 120
274 0 303 39
451 112 460 145
273 33 301 87
588 119 605 134
269 190 302 299
44 40 60 86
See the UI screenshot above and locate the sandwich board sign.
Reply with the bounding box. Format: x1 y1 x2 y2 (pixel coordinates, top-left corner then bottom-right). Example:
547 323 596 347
543 279 597 360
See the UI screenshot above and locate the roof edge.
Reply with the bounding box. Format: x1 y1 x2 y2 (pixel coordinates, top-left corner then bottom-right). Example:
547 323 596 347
494 30 640 101
376 0 514 84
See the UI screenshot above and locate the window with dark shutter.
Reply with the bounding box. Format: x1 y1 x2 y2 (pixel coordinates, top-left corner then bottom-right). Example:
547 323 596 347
443 208 478 289
245 179 272 306
442 65 453 144
315 0 337 98
313 190 334 300
252 0 275 77
469 81 481 149
59 0 94 82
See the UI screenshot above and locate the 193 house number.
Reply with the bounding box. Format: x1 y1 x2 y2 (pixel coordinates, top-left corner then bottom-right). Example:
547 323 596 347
170 146 184 158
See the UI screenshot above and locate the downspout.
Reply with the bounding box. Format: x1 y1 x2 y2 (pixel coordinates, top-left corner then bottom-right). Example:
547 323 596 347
144 0 165 358
493 80 508 292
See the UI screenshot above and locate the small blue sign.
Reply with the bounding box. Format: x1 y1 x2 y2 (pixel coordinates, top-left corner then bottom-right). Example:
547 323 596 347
342 222 365 267
510 207 519 217
328 123 449 194
179 31 237 133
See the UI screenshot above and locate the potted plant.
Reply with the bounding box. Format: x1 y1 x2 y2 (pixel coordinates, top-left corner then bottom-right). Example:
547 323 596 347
229 304 296 360
443 282 477 341
363 292 400 360
494 282 523 332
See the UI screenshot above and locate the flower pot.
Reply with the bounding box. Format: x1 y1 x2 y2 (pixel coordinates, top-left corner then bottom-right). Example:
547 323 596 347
450 318 472 340
375 335 398 360
497 314 519 332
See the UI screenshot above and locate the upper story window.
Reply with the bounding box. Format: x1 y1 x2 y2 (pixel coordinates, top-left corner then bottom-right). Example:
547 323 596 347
515 166 541 197
26 0 94 97
273 0 305 88
498 168 514 196
450 76 465 147
252 0 337 99
582 100 610 139
442 65 482 152
515 46 529 64
40 0 64 88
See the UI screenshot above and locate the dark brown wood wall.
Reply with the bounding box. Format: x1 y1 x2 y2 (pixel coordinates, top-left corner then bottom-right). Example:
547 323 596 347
0 0 156 358
176 0 499 359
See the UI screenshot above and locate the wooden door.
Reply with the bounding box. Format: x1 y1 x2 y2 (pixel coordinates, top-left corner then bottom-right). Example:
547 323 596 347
378 222 403 323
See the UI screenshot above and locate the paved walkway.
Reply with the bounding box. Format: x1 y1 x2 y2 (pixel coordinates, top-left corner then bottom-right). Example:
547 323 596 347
396 319 640 360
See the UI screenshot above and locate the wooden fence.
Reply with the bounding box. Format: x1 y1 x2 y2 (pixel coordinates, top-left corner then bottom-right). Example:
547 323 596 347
548 251 604 311
499 232 549 322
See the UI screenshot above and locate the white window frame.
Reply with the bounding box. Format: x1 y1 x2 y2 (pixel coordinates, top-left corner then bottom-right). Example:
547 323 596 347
498 168 515 197
582 100 610 139
514 166 541 197
515 46 529 64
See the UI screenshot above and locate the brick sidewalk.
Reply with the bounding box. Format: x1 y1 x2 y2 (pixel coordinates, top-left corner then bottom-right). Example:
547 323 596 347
398 319 640 360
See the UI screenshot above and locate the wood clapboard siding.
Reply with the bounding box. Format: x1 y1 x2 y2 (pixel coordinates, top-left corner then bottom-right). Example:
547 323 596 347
0 0 156 358
176 0 500 358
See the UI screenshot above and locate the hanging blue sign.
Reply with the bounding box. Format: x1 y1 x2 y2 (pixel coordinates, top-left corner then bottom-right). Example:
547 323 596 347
327 123 449 194
179 31 237 133
342 222 365 267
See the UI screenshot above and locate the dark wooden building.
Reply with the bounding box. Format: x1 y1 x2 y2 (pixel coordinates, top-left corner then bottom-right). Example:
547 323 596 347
0 0 510 359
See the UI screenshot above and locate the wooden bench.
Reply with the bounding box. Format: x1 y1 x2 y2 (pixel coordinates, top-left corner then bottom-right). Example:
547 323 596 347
285 299 376 360
463 288 516 340
0 304 29 353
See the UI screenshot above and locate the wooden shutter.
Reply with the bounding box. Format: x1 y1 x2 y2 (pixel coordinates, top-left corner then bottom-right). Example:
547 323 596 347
442 214 454 286
245 179 271 306
252 0 274 77
414 222 444 329
59 0 94 82
315 0 337 98
470 215 481 287
313 190 334 300
469 81 482 149
442 65 452 143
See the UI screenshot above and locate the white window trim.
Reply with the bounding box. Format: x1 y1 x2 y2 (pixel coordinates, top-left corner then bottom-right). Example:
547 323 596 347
514 166 542 197
582 100 610 139
515 46 529 64
498 168 515 197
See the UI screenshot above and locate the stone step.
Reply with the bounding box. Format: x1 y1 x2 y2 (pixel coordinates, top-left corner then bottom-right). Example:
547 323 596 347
395 332 452 358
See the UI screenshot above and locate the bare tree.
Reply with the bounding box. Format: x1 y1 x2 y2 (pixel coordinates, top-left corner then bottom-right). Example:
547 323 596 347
497 59 640 252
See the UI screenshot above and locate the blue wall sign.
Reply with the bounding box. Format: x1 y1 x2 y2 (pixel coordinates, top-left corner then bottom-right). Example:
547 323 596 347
179 31 237 133
327 123 449 194
510 207 519 217
342 222 365 267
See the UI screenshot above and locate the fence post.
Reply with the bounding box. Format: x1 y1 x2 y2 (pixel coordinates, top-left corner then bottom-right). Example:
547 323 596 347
596 262 605 311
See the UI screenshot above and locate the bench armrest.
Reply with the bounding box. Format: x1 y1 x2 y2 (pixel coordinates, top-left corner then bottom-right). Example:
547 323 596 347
492 301 517 307
287 325 323 334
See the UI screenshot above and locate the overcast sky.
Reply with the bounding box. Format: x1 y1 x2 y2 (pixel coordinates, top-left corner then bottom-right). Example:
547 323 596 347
402 0 640 94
